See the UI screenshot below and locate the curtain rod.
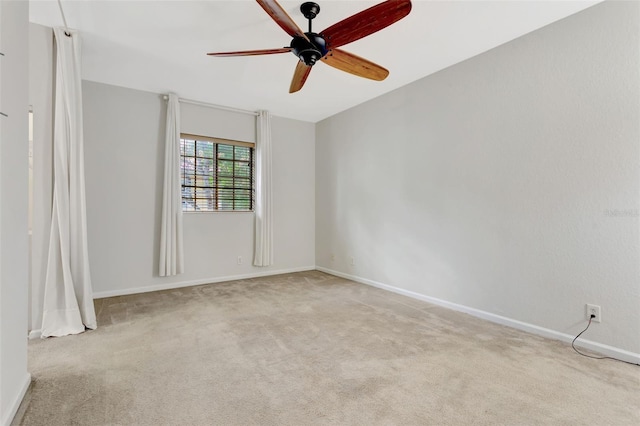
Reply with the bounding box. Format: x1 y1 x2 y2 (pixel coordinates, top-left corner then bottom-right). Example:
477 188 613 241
163 95 258 117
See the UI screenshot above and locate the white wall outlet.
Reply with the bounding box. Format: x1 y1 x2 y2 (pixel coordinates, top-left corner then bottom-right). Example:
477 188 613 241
586 304 601 323
350 256 355 266
237 256 243 265
330 254 335 262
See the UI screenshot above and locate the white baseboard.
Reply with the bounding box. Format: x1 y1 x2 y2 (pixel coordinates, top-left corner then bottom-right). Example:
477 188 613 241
316 266 640 365
1 373 31 426
92 266 316 299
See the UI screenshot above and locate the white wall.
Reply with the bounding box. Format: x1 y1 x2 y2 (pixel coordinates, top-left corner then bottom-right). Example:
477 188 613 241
316 1 639 357
0 1 31 424
82 81 315 297
28 23 53 334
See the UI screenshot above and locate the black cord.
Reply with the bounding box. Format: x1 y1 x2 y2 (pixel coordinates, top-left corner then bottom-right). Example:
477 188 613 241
572 316 639 366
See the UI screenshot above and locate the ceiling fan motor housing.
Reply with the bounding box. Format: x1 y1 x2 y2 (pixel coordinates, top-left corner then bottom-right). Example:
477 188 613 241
291 32 327 66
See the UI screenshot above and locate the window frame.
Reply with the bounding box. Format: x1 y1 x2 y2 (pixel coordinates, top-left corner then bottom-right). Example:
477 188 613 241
180 133 255 213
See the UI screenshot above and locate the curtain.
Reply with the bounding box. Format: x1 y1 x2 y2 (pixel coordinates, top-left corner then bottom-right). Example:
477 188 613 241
253 110 273 266
159 94 184 276
41 28 96 337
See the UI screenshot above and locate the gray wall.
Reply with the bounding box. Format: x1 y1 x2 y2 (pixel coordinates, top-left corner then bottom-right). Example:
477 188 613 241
0 1 30 424
82 81 315 297
316 1 639 356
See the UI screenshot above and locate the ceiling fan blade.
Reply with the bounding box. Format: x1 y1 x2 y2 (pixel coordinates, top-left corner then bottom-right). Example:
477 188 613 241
257 0 310 41
207 48 292 57
290 60 312 93
320 0 412 49
321 49 389 81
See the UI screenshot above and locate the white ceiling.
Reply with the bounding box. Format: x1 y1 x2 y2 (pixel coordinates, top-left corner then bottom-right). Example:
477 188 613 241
29 0 600 122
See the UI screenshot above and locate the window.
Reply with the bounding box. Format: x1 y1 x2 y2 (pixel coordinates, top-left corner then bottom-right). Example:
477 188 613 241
180 133 254 211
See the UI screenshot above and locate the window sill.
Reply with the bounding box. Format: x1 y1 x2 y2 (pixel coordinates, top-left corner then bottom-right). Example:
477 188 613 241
182 210 254 214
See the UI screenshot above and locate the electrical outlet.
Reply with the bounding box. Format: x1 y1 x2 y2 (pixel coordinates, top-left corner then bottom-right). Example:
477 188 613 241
330 254 335 262
237 256 243 265
350 256 355 266
586 304 601 323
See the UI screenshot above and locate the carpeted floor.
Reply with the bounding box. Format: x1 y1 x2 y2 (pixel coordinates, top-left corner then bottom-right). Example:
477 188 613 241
15 271 640 425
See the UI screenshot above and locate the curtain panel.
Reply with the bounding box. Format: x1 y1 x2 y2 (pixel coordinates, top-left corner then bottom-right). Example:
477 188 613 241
159 93 184 276
41 28 96 337
253 110 273 266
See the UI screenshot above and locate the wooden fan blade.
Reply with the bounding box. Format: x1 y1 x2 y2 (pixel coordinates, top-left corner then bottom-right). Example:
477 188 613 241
257 0 309 41
320 0 412 49
207 48 291 57
321 49 389 81
290 60 312 93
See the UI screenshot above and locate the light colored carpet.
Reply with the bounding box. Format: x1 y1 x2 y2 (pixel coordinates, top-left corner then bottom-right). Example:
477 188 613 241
15 271 640 425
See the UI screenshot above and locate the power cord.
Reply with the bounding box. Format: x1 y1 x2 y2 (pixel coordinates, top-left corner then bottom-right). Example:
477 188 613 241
572 315 639 366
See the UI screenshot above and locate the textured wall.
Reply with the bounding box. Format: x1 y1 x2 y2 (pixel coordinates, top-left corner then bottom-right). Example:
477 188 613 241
316 1 639 354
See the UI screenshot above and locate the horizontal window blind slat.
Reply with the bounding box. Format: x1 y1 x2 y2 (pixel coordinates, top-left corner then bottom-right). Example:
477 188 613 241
179 136 254 212
181 133 254 148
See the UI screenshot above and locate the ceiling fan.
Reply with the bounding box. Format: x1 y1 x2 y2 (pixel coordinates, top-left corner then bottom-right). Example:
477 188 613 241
207 0 412 93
